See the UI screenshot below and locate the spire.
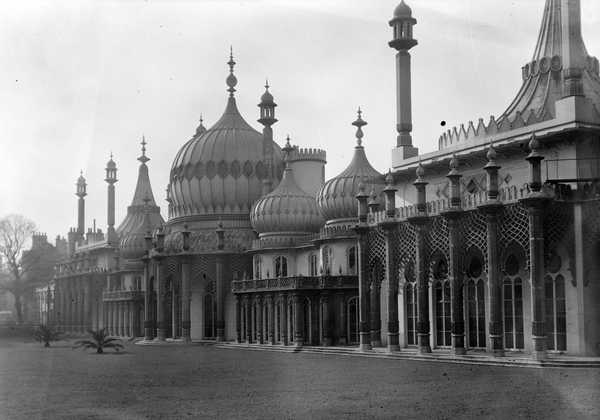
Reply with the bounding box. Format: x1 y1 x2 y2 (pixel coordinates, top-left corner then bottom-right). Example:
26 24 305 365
226 47 238 97
282 135 294 168
196 114 206 135
138 135 150 164
500 0 600 121
352 107 367 147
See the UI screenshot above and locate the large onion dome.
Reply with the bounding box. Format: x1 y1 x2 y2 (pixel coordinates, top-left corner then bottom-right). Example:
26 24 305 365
316 109 384 224
251 139 324 237
168 54 283 222
117 138 164 260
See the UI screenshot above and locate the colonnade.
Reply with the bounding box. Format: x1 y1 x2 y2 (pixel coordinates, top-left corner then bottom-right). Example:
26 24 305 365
103 300 141 337
358 139 552 359
53 277 94 333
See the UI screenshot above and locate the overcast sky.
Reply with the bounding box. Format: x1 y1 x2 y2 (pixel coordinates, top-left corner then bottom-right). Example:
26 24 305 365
1 0 599 242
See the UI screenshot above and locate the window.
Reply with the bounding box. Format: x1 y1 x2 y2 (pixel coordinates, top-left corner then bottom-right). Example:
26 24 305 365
309 254 318 276
254 256 262 279
274 256 288 278
322 246 332 275
467 279 486 348
545 274 566 351
347 247 357 275
405 282 417 345
435 280 451 347
503 278 524 349
347 297 359 344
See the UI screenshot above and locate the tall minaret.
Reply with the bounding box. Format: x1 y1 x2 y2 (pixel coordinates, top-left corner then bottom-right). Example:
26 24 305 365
258 79 277 195
105 153 118 245
389 1 419 164
75 171 87 243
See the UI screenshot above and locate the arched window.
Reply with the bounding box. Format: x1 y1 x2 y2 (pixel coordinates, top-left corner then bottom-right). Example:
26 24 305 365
308 254 318 276
347 246 357 275
467 279 486 348
274 256 288 278
503 277 524 349
545 274 566 351
347 297 359 344
254 256 262 279
434 280 451 347
322 246 332 275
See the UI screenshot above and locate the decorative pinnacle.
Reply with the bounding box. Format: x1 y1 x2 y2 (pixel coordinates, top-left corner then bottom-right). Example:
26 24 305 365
282 135 294 165
385 169 394 186
265 78 270 91
486 141 497 163
415 160 425 180
449 153 459 171
196 114 206 135
529 133 540 152
138 135 150 164
351 107 367 146
226 47 237 96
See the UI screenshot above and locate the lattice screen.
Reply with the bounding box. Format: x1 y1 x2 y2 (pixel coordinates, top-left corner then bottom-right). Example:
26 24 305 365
544 201 575 263
392 221 416 282
426 216 449 262
499 203 530 267
460 209 488 270
367 227 386 285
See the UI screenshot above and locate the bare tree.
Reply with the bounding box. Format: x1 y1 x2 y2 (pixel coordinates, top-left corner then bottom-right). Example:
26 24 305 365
0 214 56 324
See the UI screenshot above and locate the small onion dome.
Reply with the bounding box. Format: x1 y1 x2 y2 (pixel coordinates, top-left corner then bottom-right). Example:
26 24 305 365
394 1 412 18
260 83 275 105
77 171 86 184
106 156 116 169
316 145 383 223
251 166 323 236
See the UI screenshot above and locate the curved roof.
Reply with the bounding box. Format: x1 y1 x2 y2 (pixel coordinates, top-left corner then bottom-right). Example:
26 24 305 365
117 145 164 260
393 1 412 18
251 165 323 236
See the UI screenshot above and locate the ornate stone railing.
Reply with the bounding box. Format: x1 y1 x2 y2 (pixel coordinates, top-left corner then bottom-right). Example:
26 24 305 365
102 290 143 301
232 275 357 293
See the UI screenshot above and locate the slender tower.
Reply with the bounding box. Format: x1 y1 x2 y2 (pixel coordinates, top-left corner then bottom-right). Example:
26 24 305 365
389 1 419 165
105 153 118 245
258 79 277 195
75 171 87 243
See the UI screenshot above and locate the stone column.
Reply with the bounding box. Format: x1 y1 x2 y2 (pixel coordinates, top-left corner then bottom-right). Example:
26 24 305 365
442 155 466 355
143 257 153 340
84 283 91 332
370 280 382 347
382 223 399 352
172 277 179 339
178 258 190 342
520 135 550 360
321 293 332 346
337 293 347 345
408 162 431 354
480 145 504 356
215 254 226 342
67 281 74 333
355 184 372 351
112 301 118 336
155 256 167 341
244 295 251 343
256 295 263 344
293 293 303 347
267 294 275 345
234 295 242 343
280 293 288 345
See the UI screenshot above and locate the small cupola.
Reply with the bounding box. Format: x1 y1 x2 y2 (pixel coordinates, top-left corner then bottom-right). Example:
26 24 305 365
105 153 118 184
76 171 87 198
258 80 277 126
389 1 417 51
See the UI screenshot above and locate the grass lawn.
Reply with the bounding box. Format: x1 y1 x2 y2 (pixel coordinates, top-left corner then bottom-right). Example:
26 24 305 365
0 337 599 419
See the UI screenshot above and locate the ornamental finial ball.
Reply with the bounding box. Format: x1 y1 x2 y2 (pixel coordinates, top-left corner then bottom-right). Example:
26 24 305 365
486 143 497 162
529 133 540 152
385 170 394 186
449 154 459 171
416 161 425 179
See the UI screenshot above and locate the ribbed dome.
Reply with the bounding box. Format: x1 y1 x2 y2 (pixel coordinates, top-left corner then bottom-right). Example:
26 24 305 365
117 144 164 260
394 1 412 18
168 96 283 221
251 165 323 236
317 143 383 223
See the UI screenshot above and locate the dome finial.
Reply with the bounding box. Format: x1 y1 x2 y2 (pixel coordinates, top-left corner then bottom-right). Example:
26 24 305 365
265 78 270 91
352 107 367 147
138 135 150 164
226 46 238 97
282 134 294 166
196 114 206 135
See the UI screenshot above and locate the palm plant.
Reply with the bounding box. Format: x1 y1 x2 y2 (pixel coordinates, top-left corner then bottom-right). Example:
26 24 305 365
73 328 124 354
33 324 62 347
